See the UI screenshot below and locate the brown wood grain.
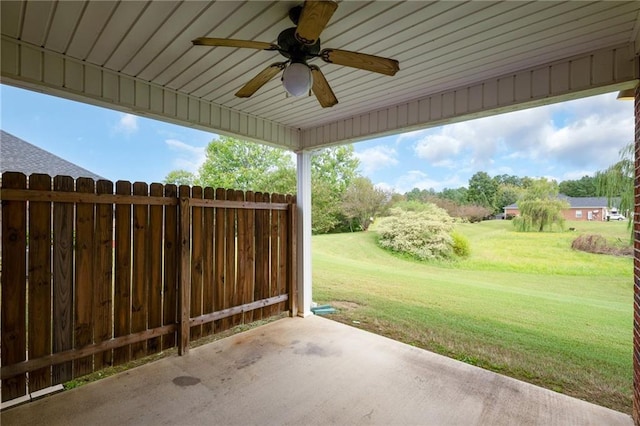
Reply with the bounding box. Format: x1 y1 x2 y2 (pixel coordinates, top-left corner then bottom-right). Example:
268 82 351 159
94 179 114 368
131 182 148 360
274 194 289 313
244 191 256 323
231 190 246 326
235 190 248 325
202 187 215 336
1 172 28 401
1 188 288 210
74 177 95 377
147 183 164 354
52 175 74 384
270 193 280 316
178 186 191 354
214 188 226 333
288 196 298 316
190 186 203 341
27 174 53 392
114 180 132 365
223 189 236 330
2 324 177 379
163 184 178 350
189 294 288 327
254 192 269 321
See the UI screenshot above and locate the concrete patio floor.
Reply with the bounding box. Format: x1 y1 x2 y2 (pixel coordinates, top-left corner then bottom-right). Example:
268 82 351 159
1 315 632 425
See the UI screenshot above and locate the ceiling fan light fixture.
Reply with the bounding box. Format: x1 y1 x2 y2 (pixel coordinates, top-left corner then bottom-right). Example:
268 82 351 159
282 62 311 97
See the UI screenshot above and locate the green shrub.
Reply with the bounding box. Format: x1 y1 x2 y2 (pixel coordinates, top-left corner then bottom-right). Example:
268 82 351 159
376 204 456 261
451 231 471 258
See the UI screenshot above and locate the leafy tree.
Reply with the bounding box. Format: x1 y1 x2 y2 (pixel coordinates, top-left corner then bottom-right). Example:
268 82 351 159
405 187 436 203
342 177 388 231
596 142 633 221
512 199 569 232
467 171 498 211
312 145 360 194
164 138 361 234
311 146 360 233
495 184 522 212
440 187 468 205
493 174 523 187
197 136 295 192
164 169 197 186
558 175 597 197
513 178 567 232
521 177 559 201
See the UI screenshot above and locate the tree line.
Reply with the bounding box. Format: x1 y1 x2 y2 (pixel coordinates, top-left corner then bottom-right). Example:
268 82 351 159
165 137 632 234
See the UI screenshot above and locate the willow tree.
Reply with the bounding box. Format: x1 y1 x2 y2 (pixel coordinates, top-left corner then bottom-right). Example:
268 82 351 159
512 178 568 232
595 142 633 222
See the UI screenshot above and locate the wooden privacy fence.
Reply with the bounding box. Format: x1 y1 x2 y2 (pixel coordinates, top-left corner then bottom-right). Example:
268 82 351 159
0 172 297 402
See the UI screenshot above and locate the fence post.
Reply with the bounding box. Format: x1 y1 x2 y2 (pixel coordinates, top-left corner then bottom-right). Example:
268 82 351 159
178 195 191 355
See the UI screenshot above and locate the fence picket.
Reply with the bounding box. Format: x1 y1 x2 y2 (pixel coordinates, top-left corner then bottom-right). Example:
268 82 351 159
74 177 95 376
232 189 246 325
94 180 114 368
191 186 203 340
214 188 226 332
131 182 149 360
1 172 27 401
148 183 164 354
52 175 74 384
244 191 256 323
224 189 237 329
163 184 178 350
114 181 132 365
202 187 215 336
27 174 52 392
254 192 270 320
235 190 248 325
270 194 280 316
277 194 288 313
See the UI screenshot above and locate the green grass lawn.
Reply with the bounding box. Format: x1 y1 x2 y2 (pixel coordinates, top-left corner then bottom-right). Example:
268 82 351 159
312 219 633 413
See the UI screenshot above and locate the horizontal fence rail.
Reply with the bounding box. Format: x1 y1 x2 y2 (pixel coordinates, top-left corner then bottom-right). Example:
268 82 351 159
0 172 297 402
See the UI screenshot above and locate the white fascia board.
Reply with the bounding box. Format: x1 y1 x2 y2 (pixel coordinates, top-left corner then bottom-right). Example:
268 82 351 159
301 43 640 150
0 36 301 151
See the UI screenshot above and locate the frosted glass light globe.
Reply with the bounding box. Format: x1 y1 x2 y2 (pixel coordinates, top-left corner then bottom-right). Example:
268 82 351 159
282 62 311 97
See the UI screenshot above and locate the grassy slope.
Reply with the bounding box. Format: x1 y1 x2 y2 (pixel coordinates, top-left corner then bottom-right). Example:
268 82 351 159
312 220 633 413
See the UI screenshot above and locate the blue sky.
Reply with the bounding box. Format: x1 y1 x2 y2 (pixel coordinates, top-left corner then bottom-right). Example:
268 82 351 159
1 84 634 193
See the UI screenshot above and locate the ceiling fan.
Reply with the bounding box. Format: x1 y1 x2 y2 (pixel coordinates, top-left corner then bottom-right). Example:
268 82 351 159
192 0 400 108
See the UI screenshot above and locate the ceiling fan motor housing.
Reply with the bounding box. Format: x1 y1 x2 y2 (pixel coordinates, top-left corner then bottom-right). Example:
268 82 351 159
277 27 320 63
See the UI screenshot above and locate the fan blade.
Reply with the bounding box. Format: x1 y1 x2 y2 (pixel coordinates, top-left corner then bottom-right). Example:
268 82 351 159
295 0 338 45
310 66 338 108
320 49 399 76
192 37 278 51
235 62 287 98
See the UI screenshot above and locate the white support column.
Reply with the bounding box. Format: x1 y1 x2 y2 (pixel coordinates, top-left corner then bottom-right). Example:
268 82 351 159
296 150 313 317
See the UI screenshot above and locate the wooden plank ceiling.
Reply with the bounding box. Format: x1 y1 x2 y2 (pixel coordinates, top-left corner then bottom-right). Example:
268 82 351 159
1 1 640 150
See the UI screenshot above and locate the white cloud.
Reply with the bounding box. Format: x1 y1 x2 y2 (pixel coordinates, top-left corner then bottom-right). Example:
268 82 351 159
355 145 398 174
165 139 206 172
398 92 633 182
114 113 139 135
413 133 463 167
385 170 464 193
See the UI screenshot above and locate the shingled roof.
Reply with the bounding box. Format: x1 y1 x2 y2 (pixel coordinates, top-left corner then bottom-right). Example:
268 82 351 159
0 130 103 180
505 194 619 210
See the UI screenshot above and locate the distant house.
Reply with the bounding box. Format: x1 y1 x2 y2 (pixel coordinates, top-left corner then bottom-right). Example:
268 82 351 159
1 130 103 180
504 194 620 222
